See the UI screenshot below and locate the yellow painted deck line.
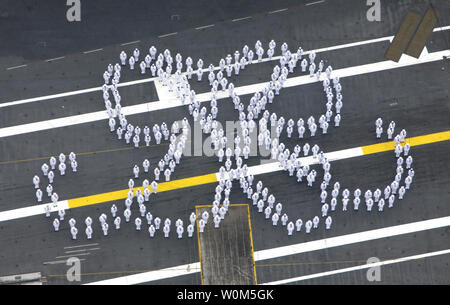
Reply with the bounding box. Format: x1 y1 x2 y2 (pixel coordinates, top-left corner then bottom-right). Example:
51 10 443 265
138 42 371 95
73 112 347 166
361 131 450 155
68 173 217 208
246 204 258 285
66 131 450 210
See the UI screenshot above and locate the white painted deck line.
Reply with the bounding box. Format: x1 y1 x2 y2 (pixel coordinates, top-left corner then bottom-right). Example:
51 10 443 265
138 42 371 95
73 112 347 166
215 147 364 180
85 262 201 285
254 216 450 261
1 49 448 139
306 0 325 6
0 145 361 222
0 200 69 222
1 25 448 109
84 216 450 285
262 248 450 284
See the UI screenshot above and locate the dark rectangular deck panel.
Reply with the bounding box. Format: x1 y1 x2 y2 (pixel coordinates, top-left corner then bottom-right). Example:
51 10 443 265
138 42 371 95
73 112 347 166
405 8 439 58
385 12 421 62
197 204 256 285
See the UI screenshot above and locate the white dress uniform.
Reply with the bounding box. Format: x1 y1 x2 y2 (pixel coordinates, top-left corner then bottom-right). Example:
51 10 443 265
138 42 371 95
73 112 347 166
129 56 135 69
42 163 49 176
36 189 43 202
135 217 142 230
187 224 194 237
58 209 65 220
133 165 140 178
53 218 60 231
321 203 329 217
138 203 146 217
198 219 206 233
48 170 54 184
102 222 109 236
58 163 66 176
325 216 332 229
189 212 197 226
275 203 282 215
287 222 294 236
84 225 92 239
112 216 120 230
111 204 118 217
154 217 161 230
312 216 320 229
49 156 57 170
151 181 158 194
71 160 78 172
164 168 171 181
99 213 107 225
148 225 156 238
163 224 170 238
69 218 76 228
398 186 406 200
33 175 40 189
353 197 360 210
164 218 171 228
305 220 313 233
124 209 131 222
143 159 150 172
295 219 303 231
177 225 184 238
120 51 127 65
145 212 153 225
271 213 279 226
213 215 221 228
378 198 385 211
202 211 209 224
71 226 78 240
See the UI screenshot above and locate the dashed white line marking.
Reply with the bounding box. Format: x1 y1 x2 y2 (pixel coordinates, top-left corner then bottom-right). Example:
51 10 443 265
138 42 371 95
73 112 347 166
306 0 326 6
6 64 27 70
85 216 450 284
158 32 178 38
120 40 140 46
268 8 288 14
64 248 100 254
43 258 86 265
83 48 103 54
195 24 215 30
262 249 450 284
45 56 65 62
390 102 398 106
63 243 99 249
55 253 91 259
232 16 252 22
1 25 449 109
